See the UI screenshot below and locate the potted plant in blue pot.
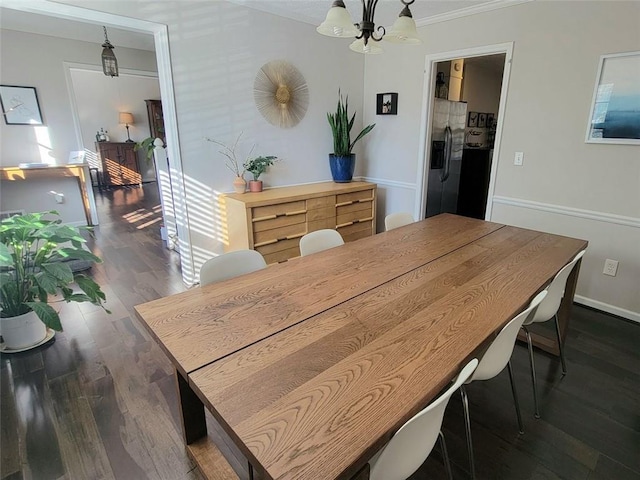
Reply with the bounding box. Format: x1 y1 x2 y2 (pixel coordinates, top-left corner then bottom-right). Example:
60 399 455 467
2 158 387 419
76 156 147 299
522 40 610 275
326 91 375 183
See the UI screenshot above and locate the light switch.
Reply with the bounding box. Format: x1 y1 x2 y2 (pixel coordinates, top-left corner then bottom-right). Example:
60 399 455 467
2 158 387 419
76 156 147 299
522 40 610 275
514 152 524 166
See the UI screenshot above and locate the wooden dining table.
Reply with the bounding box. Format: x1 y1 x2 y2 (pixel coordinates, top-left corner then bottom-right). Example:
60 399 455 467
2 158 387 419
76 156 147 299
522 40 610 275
134 213 587 480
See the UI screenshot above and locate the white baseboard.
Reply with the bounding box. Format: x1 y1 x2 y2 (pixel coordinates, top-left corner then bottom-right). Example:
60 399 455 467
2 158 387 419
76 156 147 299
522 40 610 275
357 176 417 190
574 295 640 323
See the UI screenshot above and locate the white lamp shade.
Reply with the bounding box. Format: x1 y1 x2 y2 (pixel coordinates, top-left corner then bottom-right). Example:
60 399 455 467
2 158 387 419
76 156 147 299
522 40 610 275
119 112 134 125
349 38 384 55
385 16 422 44
317 4 359 38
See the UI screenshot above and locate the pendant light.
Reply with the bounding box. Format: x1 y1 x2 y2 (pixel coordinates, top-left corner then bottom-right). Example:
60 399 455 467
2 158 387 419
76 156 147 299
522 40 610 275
317 0 421 54
101 26 119 77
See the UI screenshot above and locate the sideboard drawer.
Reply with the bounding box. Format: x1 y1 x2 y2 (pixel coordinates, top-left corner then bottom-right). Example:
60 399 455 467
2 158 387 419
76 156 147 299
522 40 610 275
252 200 307 221
336 189 374 206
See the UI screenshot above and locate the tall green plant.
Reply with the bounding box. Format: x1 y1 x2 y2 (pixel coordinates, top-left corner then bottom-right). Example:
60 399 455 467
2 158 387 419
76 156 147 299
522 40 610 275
0 211 109 331
326 91 375 156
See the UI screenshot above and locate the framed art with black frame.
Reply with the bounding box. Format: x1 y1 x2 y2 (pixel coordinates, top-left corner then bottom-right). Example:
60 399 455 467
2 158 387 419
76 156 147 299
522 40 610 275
478 113 487 128
377 92 398 115
0 85 44 125
468 111 478 127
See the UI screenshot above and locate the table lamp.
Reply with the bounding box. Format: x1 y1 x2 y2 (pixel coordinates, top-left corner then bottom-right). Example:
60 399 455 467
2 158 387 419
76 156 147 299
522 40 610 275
119 112 134 142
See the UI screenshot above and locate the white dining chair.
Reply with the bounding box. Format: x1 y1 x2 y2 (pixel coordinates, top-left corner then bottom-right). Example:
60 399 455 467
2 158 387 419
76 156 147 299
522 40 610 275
368 358 478 480
299 229 344 256
459 290 547 480
384 212 415 231
199 249 267 286
521 249 586 418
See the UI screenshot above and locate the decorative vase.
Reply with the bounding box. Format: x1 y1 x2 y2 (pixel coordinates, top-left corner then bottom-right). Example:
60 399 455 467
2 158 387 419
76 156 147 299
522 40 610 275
0 310 48 350
329 154 355 183
249 180 263 192
233 175 246 194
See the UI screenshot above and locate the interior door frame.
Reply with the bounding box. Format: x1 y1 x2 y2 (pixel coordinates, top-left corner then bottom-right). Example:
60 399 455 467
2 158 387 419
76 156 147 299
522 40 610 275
415 42 514 221
1 0 195 284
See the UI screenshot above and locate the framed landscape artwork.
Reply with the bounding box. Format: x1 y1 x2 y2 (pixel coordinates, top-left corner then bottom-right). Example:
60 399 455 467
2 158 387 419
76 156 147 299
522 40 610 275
585 51 640 145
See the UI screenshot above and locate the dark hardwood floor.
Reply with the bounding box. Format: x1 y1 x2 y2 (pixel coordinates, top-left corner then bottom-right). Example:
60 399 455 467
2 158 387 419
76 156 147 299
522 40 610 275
2 183 639 480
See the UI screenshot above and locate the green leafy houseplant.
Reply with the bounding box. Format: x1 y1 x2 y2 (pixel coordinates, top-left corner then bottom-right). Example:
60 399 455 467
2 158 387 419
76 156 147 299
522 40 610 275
327 91 375 156
243 156 277 181
0 211 109 332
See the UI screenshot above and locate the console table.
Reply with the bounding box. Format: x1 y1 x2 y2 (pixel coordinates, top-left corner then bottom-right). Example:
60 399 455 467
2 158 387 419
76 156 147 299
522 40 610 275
221 181 377 264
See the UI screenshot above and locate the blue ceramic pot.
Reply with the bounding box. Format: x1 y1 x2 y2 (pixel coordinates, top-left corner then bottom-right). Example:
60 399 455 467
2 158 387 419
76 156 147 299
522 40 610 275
329 154 355 183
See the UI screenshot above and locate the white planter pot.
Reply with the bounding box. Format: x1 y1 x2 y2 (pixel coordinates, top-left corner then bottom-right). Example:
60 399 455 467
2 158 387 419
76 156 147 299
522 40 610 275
0 310 48 350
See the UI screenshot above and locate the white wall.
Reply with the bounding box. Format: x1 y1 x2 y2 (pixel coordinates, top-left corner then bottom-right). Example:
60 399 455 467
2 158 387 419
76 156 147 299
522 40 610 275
361 1 640 319
69 68 160 181
0 29 157 166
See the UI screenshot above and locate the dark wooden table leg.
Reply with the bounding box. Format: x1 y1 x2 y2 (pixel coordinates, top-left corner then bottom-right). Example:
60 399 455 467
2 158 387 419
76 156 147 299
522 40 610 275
175 369 207 444
556 259 581 346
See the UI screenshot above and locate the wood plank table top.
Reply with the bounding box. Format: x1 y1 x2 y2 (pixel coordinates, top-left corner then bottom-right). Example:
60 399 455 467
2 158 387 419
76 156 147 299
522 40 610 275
134 214 587 480
189 224 587 480
134 214 502 375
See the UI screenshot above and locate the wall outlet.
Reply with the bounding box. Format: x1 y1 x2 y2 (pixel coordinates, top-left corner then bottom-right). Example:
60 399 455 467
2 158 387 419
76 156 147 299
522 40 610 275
603 259 618 277
514 151 524 166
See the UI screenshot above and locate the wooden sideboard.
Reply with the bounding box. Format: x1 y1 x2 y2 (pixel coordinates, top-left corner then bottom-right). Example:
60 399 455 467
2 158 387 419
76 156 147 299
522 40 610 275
222 181 377 264
95 142 141 187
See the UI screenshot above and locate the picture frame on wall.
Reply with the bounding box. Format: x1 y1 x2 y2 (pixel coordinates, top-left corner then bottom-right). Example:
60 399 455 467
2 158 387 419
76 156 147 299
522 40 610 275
486 113 495 128
468 111 478 127
477 113 487 128
0 85 44 125
377 92 398 115
585 51 640 145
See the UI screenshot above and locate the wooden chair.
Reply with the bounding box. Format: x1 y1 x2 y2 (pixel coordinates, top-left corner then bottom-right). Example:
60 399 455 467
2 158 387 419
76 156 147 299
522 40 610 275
299 229 344 256
200 250 266 287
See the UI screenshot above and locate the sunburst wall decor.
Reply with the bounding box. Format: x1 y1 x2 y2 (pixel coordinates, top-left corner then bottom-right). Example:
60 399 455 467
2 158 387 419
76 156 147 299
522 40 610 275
253 60 309 129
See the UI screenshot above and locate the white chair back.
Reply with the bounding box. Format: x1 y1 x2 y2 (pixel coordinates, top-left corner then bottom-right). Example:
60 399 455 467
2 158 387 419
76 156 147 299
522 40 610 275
369 358 478 480
470 290 547 382
525 249 586 325
385 212 415 231
200 250 267 287
299 229 344 256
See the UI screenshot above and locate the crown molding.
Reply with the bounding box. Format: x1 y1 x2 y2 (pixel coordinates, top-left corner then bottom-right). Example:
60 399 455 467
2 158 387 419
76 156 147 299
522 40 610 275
416 0 534 27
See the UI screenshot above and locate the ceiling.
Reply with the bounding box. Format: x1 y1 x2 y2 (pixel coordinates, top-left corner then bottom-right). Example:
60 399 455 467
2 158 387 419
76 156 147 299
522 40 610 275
0 0 501 52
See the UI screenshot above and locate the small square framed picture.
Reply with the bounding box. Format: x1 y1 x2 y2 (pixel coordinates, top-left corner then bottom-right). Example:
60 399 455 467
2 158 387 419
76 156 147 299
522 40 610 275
486 113 495 128
377 92 398 115
467 111 478 127
478 113 487 128
0 85 44 125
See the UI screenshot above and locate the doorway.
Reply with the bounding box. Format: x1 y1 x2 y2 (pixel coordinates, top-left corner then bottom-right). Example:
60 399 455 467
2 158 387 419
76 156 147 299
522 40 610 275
416 43 514 221
1 2 195 284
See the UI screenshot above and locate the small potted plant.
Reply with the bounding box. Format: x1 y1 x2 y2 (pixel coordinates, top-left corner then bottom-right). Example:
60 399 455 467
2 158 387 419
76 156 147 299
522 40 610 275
326 90 375 183
0 211 109 351
205 133 251 193
243 156 277 192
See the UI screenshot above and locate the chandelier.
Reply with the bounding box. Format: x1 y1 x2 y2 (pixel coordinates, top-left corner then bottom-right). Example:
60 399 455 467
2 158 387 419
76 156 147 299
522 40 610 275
101 26 119 77
317 0 421 54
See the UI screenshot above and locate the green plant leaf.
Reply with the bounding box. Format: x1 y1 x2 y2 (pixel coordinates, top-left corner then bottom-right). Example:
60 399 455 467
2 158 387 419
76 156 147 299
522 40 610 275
75 274 107 304
0 242 12 266
41 262 74 283
52 248 102 263
25 302 63 331
34 271 59 296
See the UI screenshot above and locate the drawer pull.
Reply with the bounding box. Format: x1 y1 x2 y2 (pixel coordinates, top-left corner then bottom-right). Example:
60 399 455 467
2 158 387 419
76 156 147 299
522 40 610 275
358 198 374 203
253 214 277 222
336 221 354 228
335 201 354 207
286 209 307 216
254 239 278 247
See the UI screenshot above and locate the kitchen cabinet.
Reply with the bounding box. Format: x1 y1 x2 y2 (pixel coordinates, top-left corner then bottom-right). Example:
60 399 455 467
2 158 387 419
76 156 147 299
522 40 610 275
222 181 376 264
457 148 492 219
95 142 141 187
